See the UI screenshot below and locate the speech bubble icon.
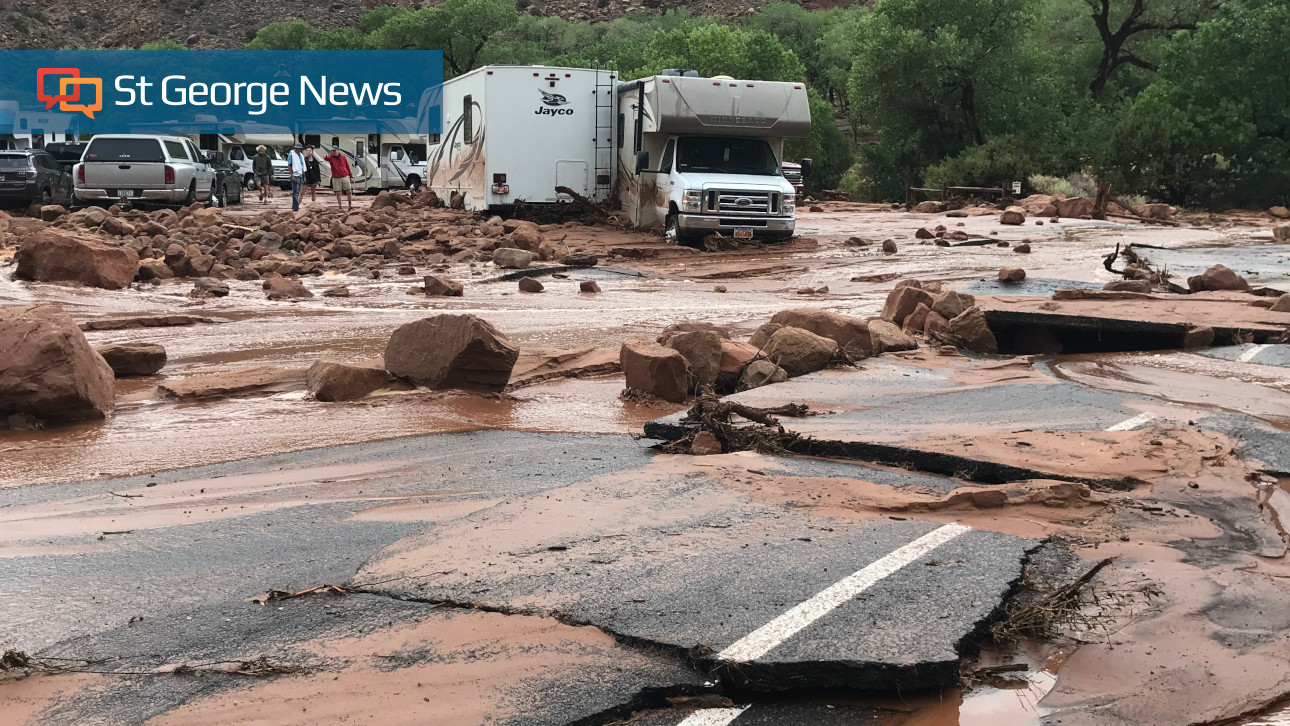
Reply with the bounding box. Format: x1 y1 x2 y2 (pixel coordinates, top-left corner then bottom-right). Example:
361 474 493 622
36 67 80 109
59 76 102 119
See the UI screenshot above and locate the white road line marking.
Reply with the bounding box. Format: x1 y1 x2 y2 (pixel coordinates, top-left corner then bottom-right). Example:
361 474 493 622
1238 344 1270 363
717 523 971 663
676 706 750 726
1106 412 1157 431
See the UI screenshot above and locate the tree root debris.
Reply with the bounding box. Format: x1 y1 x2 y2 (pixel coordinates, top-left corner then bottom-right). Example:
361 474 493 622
246 583 360 606
655 386 812 455
1 648 302 680
992 556 1161 644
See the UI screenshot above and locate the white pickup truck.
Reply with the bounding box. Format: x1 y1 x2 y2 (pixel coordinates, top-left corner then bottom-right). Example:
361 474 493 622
74 134 217 206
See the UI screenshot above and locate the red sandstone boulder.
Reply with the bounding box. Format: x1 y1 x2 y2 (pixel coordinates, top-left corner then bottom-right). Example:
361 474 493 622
15 228 138 290
384 314 519 391
0 305 115 424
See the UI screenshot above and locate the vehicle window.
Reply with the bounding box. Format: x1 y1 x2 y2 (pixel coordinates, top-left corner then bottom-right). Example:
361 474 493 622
84 138 165 162
659 139 675 174
427 134 441 146
355 140 365 158
617 113 624 149
405 144 427 163
676 137 779 176
165 141 189 159
186 141 204 163
463 95 473 145
229 147 244 161
0 154 28 170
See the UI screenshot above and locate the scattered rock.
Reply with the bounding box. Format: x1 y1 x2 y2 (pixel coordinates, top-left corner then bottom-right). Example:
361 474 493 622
518 276 545 293
39 205 68 222
998 267 1027 283
189 278 229 299
1134 203 1172 220
580 280 601 293
769 308 875 360
137 260 174 281
159 366 302 399
1183 324 1215 349
620 339 690 403
931 290 975 320
264 277 313 300
1055 197 1096 218
1000 207 1026 226
718 340 760 384
384 314 519 391
868 319 918 352
1269 206 1290 220
1275 226 1290 242
881 285 935 327
713 285 727 293
306 359 392 402
424 274 465 297
1187 264 1250 293
16 228 139 290
494 248 534 269
882 239 898 254
738 359 788 391
948 306 999 354
0 305 115 423
915 227 935 239
658 322 731 345
396 265 417 275
666 330 723 392
903 302 931 335
690 430 723 455
1268 294 1290 313
748 322 782 349
95 342 167 377
563 251 598 267
761 326 838 377
322 285 351 298
1013 242 1031 253
915 201 944 214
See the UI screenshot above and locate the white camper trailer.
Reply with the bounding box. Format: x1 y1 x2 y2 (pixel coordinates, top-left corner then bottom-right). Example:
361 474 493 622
427 65 618 210
298 125 428 193
616 72 811 242
192 128 293 189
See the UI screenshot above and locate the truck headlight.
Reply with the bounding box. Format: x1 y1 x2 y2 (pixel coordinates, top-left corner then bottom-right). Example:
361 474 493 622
682 189 703 213
783 194 796 214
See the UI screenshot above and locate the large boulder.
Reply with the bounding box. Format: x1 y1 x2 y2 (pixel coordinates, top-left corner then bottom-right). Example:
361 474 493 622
868 319 918 352
769 308 875 360
1187 264 1250 293
264 277 314 300
384 314 519 391
0 305 115 423
761 326 837 377
948 306 999 354
306 359 392 402
424 275 464 297
620 340 690 403
881 286 935 328
518 276 544 293
666 330 723 392
1274 226 1290 242
999 207 1026 225
1269 294 1290 313
1134 203 1172 220
738 359 788 391
657 321 731 345
998 267 1027 283
95 342 166 377
493 248 534 270
15 228 138 290
748 322 782 349
718 340 760 385
931 290 975 320
1055 197 1095 218
1104 279 1152 293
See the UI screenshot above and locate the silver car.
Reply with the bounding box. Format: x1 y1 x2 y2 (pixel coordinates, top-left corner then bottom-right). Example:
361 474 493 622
74 134 217 206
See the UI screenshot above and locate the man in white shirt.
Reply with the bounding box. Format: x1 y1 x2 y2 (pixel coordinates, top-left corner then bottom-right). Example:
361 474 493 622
287 142 306 212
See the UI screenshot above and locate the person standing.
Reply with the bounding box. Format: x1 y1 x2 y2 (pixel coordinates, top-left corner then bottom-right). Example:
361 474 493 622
287 142 306 212
303 146 321 204
252 145 273 203
325 146 354 211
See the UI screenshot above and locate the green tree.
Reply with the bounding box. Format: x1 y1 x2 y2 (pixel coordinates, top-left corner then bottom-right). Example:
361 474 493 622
309 27 368 50
1101 0 1290 206
1081 0 1219 100
629 24 805 82
246 19 311 50
746 2 851 105
368 0 519 77
785 90 854 192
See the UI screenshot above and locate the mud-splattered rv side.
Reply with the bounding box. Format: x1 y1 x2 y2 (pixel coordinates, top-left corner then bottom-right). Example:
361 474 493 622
616 72 811 242
428 65 617 211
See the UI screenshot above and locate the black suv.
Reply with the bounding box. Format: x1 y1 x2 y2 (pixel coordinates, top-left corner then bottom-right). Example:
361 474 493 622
0 148 73 208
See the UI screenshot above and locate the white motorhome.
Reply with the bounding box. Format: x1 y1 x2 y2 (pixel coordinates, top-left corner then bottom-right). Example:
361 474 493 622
426 65 617 209
302 128 427 193
617 72 811 242
193 129 292 189
428 65 810 242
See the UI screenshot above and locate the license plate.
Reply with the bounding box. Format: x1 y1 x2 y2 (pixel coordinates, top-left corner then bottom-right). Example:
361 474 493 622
733 227 754 239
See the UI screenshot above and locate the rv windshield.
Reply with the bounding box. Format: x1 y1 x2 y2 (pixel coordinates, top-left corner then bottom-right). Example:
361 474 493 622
675 137 780 176
241 145 283 160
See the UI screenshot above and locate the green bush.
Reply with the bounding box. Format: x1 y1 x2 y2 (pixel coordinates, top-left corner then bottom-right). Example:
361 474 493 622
838 160 878 202
922 136 1043 190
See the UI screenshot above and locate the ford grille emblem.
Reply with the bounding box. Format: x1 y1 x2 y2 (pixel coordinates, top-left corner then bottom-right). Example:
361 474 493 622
735 197 752 206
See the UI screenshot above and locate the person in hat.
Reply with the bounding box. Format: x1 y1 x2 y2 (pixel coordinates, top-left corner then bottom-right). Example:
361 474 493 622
287 141 306 212
303 146 321 204
324 146 354 211
251 145 273 203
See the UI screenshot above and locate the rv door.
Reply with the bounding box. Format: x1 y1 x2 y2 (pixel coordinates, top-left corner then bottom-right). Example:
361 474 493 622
555 160 588 199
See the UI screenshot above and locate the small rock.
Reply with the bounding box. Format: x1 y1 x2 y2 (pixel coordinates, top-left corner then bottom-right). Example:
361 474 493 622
1187 264 1250 293
518 277 544 293
620 340 690 403
424 274 464 297
1268 294 1290 313
948 306 999 354
868 319 918 352
264 277 313 300
690 431 722 455
306 359 391 402
494 248 534 269
1013 242 1031 253
999 206 1026 225
563 251 598 267
397 265 417 275
322 285 352 298
580 280 601 293
189 278 229 299
761 327 838 377
95 342 167 377
915 227 935 239
1269 206 1290 220
738 359 788 390
713 285 727 293
1103 280 1152 293
882 239 898 255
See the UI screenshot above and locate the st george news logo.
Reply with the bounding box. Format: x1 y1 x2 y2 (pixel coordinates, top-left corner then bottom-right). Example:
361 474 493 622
37 68 103 119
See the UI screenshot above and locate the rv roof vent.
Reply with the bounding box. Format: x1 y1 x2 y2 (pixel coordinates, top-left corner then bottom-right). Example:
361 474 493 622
660 69 700 78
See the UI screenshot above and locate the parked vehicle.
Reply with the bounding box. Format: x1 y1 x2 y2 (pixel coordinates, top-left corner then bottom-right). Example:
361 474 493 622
299 129 427 193
225 142 291 190
43 142 86 171
206 150 244 207
0 148 73 207
426 66 812 243
73 134 216 206
782 161 805 196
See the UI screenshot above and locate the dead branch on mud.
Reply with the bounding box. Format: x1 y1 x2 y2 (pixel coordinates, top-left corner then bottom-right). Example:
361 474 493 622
246 583 360 606
992 556 1161 644
555 185 613 222
656 386 811 454
1 649 302 680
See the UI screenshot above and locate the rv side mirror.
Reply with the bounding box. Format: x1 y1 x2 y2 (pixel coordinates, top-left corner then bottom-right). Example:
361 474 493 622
800 158 813 177
635 150 650 174
391 149 403 161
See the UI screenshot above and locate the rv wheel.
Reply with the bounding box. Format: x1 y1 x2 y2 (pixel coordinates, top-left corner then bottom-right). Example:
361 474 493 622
664 212 681 244
406 175 422 192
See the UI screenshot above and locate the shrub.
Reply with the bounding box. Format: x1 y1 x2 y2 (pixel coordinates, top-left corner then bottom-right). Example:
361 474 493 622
922 136 1043 190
